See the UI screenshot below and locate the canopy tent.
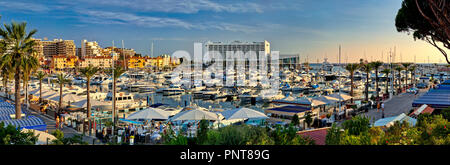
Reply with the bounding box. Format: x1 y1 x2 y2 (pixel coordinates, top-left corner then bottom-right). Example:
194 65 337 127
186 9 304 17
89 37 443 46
170 109 220 121
33 90 57 97
295 97 327 107
21 128 57 145
29 87 52 95
327 93 353 101
48 93 83 103
0 100 14 108
412 88 450 109
71 99 108 108
126 107 171 120
373 113 417 128
40 92 59 100
314 96 339 105
273 96 327 107
221 107 268 120
118 118 144 125
29 89 40 95
1 116 47 131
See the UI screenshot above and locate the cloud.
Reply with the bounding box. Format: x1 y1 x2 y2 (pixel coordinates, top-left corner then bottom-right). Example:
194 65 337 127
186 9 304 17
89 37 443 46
77 10 278 33
0 1 50 12
78 10 194 29
73 0 263 14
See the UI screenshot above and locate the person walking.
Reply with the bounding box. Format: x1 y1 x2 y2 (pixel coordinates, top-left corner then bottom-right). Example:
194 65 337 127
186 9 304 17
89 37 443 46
55 116 60 130
60 115 64 129
377 102 381 112
381 102 385 118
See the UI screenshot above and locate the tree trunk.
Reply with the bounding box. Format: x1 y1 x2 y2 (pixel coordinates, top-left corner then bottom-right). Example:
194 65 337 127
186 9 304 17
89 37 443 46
87 79 91 135
14 67 21 119
404 71 407 89
365 72 369 101
59 83 63 113
385 73 389 96
350 72 354 97
39 79 42 103
375 69 379 103
3 79 7 98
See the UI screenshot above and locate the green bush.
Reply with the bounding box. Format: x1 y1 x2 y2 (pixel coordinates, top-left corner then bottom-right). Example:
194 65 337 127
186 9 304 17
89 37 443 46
0 122 37 145
441 107 450 120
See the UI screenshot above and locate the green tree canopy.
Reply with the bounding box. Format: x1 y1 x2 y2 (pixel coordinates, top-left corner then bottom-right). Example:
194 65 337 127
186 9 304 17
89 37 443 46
396 0 450 64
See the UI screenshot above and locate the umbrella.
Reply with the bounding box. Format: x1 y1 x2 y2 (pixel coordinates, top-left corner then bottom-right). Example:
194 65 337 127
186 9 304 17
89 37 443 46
29 89 41 95
170 108 220 121
48 93 83 103
327 93 353 101
72 99 107 108
295 97 327 106
21 128 57 145
315 96 338 104
221 107 268 120
33 89 55 97
127 107 171 120
41 92 59 99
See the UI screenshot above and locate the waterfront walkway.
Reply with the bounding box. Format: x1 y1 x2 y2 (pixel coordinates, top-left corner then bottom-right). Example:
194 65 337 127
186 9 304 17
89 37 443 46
360 88 428 123
25 108 102 144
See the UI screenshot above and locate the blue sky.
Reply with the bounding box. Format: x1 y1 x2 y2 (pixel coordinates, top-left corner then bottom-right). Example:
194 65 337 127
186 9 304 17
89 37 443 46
0 0 446 63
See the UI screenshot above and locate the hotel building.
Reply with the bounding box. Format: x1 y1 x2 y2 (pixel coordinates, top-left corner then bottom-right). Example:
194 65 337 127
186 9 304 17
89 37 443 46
81 39 103 57
204 40 271 85
33 39 76 57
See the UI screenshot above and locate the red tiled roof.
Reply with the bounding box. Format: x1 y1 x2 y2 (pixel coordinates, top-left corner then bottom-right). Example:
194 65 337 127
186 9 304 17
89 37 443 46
297 127 329 145
409 105 435 117
422 107 435 114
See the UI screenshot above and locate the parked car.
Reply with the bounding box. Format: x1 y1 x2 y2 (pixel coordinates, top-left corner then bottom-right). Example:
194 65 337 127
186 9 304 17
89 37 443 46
406 87 418 93
417 83 428 89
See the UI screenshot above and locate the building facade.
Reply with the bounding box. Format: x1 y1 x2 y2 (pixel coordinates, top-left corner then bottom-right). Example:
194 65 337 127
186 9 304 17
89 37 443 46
33 39 76 57
78 56 113 68
81 39 103 57
51 55 78 70
204 40 271 85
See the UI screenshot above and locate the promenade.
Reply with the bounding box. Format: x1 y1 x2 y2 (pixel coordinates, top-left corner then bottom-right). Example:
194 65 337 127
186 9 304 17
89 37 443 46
25 108 102 144
361 88 428 123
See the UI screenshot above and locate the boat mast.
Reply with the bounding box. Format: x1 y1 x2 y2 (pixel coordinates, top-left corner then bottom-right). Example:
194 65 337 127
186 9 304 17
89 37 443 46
338 45 341 115
111 40 115 137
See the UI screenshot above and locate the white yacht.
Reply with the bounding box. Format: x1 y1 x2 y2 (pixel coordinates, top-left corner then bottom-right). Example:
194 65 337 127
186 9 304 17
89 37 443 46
104 92 147 110
162 85 185 96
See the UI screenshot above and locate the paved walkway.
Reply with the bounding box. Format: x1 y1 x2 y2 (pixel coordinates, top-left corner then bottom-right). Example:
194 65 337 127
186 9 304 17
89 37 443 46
360 88 427 123
25 108 102 145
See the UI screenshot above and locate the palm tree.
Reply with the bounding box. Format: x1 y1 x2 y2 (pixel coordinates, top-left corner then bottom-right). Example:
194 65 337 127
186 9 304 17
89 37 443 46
35 71 47 103
79 65 100 135
408 65 417 87
0 22 37 119
360 62 372 102
54 73 70 113
0 65 12 98
401 63 412 88
370 61 383 103
345 63 360 97
21 53 39 108
394 65 404 92
107 66 126 129
381 69 391 97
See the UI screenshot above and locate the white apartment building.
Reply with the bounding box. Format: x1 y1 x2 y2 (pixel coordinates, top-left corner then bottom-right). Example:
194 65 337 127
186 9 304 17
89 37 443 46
205 40 271 67
81 39 103 57
204 40 272 86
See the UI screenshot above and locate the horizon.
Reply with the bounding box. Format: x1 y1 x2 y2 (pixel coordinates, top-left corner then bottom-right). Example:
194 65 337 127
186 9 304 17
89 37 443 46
0 0 448 63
